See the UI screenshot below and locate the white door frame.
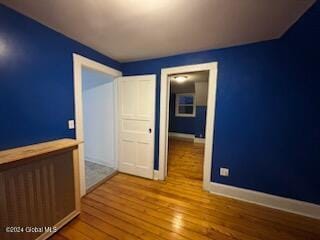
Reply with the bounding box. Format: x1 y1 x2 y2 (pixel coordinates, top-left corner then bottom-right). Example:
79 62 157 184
73 53 122 196
159 62 218 191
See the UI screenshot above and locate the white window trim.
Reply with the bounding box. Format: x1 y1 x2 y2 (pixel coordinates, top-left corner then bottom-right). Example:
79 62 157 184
175 93 196 117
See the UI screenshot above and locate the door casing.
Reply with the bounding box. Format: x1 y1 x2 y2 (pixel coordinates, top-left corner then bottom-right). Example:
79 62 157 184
73 53 122 196
159 62 218 191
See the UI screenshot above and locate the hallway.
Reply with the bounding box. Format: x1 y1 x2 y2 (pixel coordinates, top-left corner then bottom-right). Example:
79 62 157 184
167 138 204 181
49 140 320 240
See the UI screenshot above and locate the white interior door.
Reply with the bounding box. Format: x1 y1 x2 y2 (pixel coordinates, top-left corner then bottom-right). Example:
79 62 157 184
117 75 156 179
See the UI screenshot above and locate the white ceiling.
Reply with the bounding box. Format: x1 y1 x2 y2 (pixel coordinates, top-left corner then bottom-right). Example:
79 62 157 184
1 0 315 62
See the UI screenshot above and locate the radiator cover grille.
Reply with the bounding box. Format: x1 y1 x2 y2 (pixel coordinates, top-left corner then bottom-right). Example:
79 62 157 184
0 151 75 240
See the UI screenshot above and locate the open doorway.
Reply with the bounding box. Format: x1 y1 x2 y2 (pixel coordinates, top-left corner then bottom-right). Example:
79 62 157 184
82 67 117 191
73 54 122 196
167 71 209 181
159 62 218 190
74 55 156 195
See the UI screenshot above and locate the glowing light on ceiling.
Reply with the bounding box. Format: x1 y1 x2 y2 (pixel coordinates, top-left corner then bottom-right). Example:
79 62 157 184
173 75 188 83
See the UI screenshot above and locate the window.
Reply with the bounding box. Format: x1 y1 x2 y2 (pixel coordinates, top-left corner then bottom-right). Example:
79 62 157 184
175 93 196 117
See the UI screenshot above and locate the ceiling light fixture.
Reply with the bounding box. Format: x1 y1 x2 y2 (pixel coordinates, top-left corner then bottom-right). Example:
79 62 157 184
174 76 188 83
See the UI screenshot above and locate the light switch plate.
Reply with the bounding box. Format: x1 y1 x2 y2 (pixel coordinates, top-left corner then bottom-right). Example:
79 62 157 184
220 167 229 177
68 120 75 129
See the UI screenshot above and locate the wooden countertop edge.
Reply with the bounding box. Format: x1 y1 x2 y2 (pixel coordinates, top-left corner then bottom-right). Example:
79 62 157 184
0 138 82 165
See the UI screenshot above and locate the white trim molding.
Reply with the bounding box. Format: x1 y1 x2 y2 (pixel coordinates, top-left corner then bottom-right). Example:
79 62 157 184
153 170 159 180
73 53 122 196
159 62 218 192
168 132 195 140
209 182 320 219
194 137 206 144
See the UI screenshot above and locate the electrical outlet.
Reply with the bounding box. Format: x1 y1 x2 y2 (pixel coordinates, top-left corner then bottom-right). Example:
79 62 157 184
220 168 229 177
68 120 75 129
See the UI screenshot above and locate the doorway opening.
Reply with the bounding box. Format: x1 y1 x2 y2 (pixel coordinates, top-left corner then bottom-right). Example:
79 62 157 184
167 71 209 182
82 67 117 191
159 62 218 190
73 54 122 196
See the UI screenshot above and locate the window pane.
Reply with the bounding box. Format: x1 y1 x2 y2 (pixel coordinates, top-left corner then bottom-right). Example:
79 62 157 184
179 106 194 114
179 95 193 104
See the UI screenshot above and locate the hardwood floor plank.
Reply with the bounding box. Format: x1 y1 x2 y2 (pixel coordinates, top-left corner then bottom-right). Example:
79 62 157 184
82 197 188 240
67 218 116 240
79 211 141 240
89 190 235 240
82 202 166 240
110 174 317 231
59 226 92 240
104 177 312 240
48 233 68 240
92 187 251 240
94 184 311 240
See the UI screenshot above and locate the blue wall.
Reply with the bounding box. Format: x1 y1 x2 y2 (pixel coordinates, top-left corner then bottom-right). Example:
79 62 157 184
169 94 207 138
0 5 121 150
122 3 320 204
169 94 195 134
194 106 207 138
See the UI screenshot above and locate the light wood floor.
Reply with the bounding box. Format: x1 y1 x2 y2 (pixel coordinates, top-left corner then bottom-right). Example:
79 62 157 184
50 138 320 240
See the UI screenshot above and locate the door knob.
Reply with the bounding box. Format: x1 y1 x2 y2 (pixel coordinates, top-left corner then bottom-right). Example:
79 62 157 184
148 128 152 133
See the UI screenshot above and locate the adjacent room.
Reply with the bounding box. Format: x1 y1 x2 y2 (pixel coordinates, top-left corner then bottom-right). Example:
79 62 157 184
168 71 209 182
82 67 117 191
0 1 319 240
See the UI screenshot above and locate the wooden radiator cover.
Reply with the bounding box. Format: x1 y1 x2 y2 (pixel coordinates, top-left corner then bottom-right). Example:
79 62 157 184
0 140 80 240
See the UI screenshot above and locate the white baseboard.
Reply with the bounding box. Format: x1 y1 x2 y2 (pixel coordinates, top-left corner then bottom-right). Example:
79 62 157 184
209 182 320 219
194 137 205 144
153 170 159 180
168 132 194 139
